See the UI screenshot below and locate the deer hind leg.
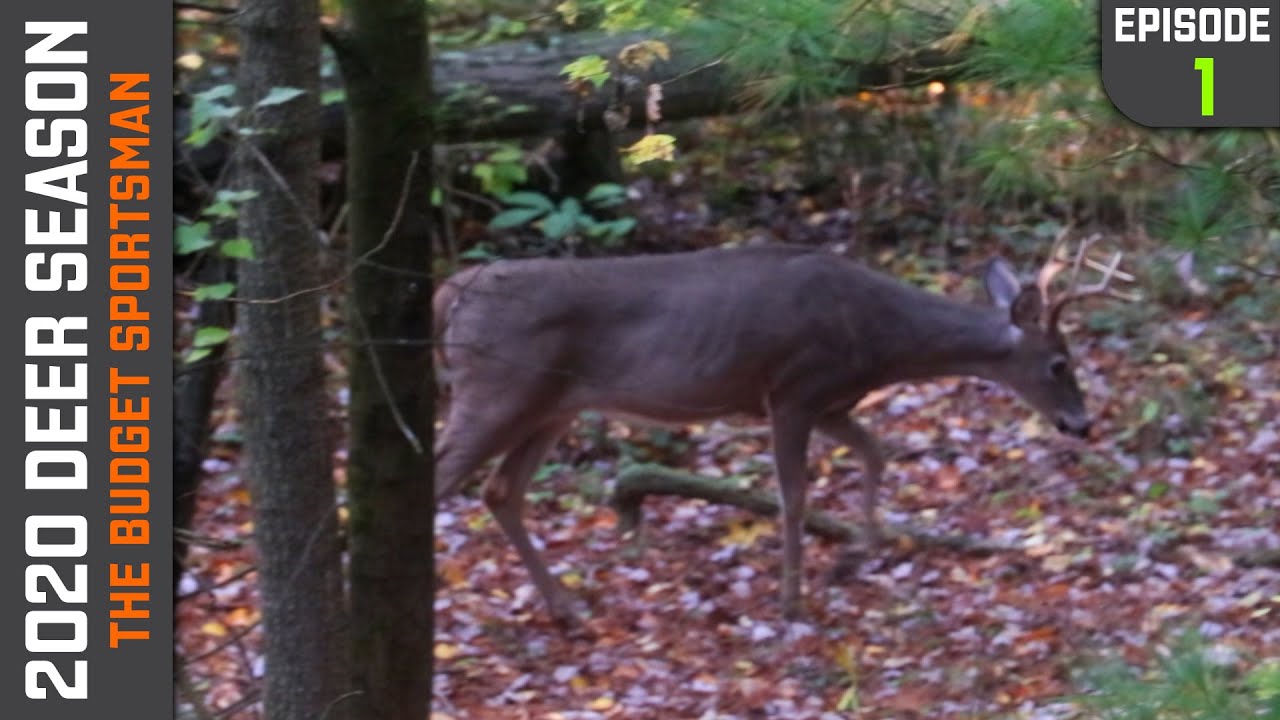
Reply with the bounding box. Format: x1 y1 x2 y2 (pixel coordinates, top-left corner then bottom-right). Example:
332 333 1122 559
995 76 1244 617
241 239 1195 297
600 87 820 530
481 420 573 623
434 382 546 500
817 412 885 543
769 404 816 620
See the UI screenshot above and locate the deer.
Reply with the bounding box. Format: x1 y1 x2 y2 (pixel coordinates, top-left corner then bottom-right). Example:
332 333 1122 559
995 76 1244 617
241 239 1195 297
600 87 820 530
432 235 1134 623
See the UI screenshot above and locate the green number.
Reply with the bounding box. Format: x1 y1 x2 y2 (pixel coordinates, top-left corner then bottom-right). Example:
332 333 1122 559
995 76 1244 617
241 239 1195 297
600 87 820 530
1194 57 1214 117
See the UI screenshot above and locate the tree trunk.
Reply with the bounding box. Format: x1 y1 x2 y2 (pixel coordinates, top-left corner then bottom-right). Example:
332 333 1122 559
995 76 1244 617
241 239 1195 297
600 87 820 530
337 1 435 719
173 255 234 597
234 1 352 718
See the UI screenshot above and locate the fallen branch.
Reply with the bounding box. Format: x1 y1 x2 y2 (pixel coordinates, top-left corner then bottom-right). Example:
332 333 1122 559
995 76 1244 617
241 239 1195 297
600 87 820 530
611 464 1280 570
610 463 1010 554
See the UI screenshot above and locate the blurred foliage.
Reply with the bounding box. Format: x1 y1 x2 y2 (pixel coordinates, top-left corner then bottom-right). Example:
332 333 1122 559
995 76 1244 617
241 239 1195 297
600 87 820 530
1076 632 1280 720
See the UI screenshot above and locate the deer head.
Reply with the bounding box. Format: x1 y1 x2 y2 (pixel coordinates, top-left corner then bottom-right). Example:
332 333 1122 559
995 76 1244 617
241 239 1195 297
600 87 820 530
982 233 1136 438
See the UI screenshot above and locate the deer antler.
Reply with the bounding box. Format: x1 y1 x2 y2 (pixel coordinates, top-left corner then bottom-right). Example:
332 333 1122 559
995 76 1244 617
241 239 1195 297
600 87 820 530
1036 226 1073 305
1044 233 1139 330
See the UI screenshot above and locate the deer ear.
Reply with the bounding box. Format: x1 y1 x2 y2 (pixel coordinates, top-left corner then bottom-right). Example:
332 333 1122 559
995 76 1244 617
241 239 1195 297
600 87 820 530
984 258 1021 308
1009 286 1044 328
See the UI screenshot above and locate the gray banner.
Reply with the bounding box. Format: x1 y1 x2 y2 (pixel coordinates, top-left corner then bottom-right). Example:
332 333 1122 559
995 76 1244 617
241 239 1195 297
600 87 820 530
6 2 172 716
1101 1 1280 127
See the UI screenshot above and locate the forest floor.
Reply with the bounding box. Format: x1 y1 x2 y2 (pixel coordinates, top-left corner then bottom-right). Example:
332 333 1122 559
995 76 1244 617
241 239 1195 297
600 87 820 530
175 123 1280 719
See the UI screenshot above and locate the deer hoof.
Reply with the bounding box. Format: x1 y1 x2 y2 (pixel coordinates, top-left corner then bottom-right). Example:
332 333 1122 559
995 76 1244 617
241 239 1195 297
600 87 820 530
547 597 583 628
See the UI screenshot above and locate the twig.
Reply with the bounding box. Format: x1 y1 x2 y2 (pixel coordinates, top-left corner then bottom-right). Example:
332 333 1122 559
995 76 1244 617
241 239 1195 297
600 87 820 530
175 1 237 14
317 691 365 720
178 564 258 602
349 306 425 454
226 150 421 305
176 528 249 551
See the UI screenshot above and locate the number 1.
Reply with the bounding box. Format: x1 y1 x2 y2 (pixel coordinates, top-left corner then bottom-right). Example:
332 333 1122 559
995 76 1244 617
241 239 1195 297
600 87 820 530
1195 57 1214 116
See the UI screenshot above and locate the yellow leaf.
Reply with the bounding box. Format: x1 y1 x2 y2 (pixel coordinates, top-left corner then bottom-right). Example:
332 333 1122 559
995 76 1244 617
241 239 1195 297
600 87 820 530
175 52 204 71
225 606 259 627
440 561 468 587
720 519 774 548
561 571 583 589
618 40 671 70
201 621 227 637
434 643 461 660
570 675 589 693
587 696 615 711
622 134 676 165
555 0 579 25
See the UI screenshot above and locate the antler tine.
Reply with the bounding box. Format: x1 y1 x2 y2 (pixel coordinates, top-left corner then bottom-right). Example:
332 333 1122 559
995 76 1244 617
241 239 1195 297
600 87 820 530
1065 233 1101 296
1035 225 1073 303
1047 246 1139 329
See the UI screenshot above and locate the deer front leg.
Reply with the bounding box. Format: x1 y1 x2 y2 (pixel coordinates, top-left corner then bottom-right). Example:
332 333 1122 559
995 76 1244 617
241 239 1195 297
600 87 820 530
817 412 885 544
769 406 815 620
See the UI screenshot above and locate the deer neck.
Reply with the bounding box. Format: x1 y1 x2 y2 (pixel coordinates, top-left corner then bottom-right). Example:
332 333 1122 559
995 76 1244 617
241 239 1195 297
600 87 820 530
871 295 1015 387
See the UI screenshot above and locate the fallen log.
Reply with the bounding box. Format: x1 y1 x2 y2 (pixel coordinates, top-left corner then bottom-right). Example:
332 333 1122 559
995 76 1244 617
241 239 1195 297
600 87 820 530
609 463 1280 570
176 30 962 199
609 463 1010 554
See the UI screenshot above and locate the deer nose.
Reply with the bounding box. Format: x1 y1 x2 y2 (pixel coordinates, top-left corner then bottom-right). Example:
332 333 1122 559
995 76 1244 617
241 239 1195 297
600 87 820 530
1055 416 1091 439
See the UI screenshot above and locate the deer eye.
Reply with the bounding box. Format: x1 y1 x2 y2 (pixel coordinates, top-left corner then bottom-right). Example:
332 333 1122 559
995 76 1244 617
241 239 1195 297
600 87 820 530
1049 357 1070 379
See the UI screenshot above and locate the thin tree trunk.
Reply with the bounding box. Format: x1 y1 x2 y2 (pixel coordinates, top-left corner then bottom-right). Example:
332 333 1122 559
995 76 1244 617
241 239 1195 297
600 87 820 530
235 1 351 718
173 255 234 597
337 1 435 718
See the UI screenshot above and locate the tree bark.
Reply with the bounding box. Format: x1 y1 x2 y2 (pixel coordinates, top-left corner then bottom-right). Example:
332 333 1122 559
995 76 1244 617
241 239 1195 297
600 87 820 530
337 1 435 719
234 1 352 718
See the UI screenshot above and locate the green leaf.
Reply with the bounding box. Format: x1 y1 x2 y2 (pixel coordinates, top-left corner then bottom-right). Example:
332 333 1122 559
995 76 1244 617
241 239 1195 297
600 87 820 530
256 86 307 107
541 211 576 239
488 207 545 229
1140 400 1161 424
489 146 525 164
176 222 215 255
201 200 238 219
193 326 231 348
560 54 611 89
604 217 637 237
559 197 583 219
320 88 345 106
460 244 497 261
194 84 235 102
185 123 217 149
220 237 256 260
215 189 259 204
500 191 554 211
184 347 213 364
585 183 627 207
193 282 236 301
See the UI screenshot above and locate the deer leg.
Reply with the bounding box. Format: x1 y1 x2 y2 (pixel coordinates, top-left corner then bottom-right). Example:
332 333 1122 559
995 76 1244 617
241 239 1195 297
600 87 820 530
481 421 575 623
770 406 815 620
817 413 886 543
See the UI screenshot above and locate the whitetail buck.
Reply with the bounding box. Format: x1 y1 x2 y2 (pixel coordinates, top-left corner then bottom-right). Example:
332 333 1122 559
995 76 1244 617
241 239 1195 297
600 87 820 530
433 236 1133 622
